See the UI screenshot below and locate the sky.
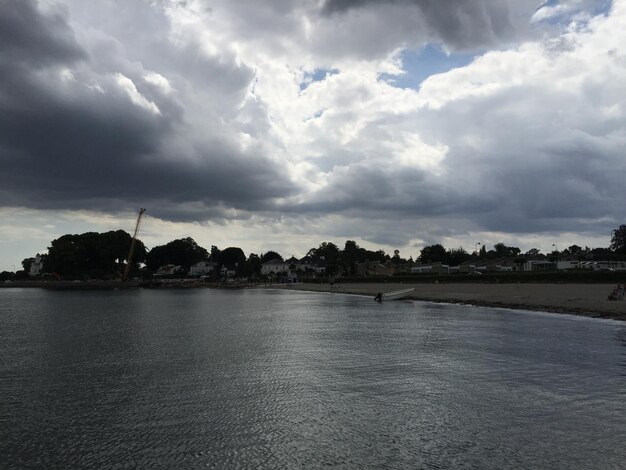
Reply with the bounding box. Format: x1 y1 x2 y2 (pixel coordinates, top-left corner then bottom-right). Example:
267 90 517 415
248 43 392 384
0 0 624 270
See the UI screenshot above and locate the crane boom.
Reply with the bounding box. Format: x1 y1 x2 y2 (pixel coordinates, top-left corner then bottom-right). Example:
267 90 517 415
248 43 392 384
122 208 146 282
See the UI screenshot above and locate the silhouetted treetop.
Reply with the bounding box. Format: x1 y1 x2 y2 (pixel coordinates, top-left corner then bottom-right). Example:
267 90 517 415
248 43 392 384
261 251 283 263
145 237 207 271
46 230 145 279
611 225 626 254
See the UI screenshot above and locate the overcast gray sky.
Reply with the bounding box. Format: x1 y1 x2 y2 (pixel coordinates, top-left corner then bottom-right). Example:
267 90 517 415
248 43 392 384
1 0 624 270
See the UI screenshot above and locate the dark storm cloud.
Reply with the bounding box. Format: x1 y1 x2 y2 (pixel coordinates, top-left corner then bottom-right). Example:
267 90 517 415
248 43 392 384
321 0 518 50
286 161 465 217
0 0 85 66
0 0 295 221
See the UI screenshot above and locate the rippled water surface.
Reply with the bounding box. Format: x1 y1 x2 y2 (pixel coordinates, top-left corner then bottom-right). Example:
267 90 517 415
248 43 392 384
1 288 624 469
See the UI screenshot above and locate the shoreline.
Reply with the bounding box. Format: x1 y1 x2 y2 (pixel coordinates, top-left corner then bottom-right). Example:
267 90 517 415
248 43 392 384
3 280 625 321
274 282 626 321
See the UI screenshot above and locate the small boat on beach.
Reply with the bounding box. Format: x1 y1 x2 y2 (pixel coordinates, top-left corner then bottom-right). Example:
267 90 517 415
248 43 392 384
374 288 415 302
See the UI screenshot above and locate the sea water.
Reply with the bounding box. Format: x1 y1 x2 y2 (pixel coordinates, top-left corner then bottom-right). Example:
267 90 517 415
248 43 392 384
0 288 624 468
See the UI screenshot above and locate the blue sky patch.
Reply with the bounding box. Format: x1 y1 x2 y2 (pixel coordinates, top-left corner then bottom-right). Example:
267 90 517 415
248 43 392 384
380 44 476 90
300 68 339 91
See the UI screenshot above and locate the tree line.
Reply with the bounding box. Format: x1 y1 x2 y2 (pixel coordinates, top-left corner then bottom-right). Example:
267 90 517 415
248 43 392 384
3 225 626 281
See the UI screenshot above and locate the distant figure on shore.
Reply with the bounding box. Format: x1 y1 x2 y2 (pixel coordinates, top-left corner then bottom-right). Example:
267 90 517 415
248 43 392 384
608 284 624 301
374 292 383 302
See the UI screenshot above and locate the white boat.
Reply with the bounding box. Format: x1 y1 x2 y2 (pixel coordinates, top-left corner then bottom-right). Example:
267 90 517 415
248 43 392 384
374 288 415 301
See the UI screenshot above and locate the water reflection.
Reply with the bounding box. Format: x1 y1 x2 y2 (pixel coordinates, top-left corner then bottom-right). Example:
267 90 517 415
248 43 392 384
0 288 624 468
614 327 626 375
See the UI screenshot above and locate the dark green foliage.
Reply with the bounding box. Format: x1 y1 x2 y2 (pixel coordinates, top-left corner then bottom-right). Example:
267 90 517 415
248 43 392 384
611 225 626 254
307 240 389 276
245 253 262 276
564 245 583 255
300 240 392 276
145 237 208 271
589 247 612 260
419 244 447 263
46 230 145 279
493 243 521 258
342 240 361 275
218 247 246 269
21 257 34 272
209 245 220 262
447 247 470 266
307 242 340 261
419 244 470 265
524 248 541 258
261 251 283 262
306 242 341 275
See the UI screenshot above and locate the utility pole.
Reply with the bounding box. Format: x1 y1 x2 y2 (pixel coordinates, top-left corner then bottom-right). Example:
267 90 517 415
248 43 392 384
122 208 146 282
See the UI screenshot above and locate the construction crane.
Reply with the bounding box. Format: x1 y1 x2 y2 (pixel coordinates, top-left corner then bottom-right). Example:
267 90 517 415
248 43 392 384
122 208 146 282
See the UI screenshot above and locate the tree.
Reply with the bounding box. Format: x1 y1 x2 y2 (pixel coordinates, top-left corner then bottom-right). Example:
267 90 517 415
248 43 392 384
610 225 626 254
261 251 283 263
21 257 35 273
589 247 612 261
493 243 521 258
102 230 146 266
245 253 262 277
305 242 342 276
342 240 361 275
209 245 220 262
524 248 541 258
145 237 208 271
564 245 582 255
218 247 246 271
45 230 145 279
447 247 469 266
369 249 388 263
315 242 340 261
392 249 401 263
419 244 447 263
46 234 81 277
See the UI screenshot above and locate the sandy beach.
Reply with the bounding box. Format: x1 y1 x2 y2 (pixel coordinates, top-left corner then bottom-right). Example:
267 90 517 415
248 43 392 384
275 282 626 321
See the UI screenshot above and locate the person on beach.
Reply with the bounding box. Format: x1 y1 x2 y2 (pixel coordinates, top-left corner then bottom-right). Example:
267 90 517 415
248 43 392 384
374 292 383 302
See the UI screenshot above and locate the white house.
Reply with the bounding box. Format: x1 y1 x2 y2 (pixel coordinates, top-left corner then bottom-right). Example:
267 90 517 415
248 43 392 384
189 261 216 276
221 264 237 278
298 259 326 274
29 254 44 276
261 259 290 275
524 260 555 272
411 263 449 274
155 264 183 277
357 262 394 276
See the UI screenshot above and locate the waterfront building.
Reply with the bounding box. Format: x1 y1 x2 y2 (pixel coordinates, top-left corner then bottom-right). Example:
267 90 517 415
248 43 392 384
189 261 216 276
29 254 44 276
